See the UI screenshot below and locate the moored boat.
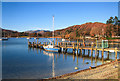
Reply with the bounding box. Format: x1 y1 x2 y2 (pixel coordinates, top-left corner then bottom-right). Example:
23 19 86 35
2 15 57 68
43 16 60 52
27 37 31 39
0 37 8 41
43 45 60 52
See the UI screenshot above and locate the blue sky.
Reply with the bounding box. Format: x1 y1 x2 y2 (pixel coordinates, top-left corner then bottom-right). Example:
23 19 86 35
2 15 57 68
2 2 118 32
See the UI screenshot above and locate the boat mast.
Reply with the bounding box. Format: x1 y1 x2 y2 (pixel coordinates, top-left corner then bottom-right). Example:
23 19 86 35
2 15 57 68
53 16 54 45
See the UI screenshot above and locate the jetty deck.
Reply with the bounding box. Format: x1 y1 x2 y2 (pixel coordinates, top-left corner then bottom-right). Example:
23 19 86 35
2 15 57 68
28 38 120 61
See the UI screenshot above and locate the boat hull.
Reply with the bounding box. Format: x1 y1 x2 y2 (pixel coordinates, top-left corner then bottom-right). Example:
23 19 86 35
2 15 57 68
44 47 60 52
0 38 8 41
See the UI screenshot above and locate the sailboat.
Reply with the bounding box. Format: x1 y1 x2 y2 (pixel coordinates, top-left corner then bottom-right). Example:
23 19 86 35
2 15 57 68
43 16 60 52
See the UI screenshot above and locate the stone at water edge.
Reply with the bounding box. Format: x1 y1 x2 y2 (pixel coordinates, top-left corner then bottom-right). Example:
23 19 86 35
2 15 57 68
75 67 78 70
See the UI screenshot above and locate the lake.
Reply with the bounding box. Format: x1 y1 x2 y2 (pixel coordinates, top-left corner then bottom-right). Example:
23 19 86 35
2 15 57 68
2 38 119 79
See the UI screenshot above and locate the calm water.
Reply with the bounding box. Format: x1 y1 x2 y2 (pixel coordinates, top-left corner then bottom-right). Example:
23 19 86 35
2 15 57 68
2 38 120 79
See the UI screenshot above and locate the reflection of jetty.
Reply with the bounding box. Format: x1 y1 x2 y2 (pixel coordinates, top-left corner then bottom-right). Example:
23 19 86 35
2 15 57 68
28 39 120 61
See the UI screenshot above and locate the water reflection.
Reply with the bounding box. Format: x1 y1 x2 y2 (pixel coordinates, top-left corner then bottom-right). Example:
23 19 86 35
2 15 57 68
43 51 55 77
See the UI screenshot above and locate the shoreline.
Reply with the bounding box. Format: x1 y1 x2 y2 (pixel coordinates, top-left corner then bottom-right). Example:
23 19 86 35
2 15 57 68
48 59 119 79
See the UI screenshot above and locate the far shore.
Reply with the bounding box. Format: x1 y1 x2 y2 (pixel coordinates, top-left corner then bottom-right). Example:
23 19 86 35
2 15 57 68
48 59 120 80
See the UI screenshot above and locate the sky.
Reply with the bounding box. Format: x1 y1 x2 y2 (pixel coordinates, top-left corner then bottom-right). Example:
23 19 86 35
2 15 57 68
2 2 118 32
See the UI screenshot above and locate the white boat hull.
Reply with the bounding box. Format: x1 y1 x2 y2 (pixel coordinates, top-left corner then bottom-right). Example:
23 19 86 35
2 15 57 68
43 45 60 52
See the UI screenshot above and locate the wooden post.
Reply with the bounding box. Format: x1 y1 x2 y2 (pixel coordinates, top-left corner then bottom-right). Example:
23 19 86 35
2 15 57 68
97 50 99 59
95 48 97 58
88 50 90 57
96 38 97 48
53 41 54 46
58 42 60 46
91 48 93 57
83 39 85 47
37 38 38 44
65 43 67 53
79 43 81 47
95 48 97 63
115 47 118 61
76 39 79 55
107 51 109 60
55 38 57 46
102 48 104 62
80 48 82 57
73 43 75 54
83 49 85 56
33 42 34 47
60 42 61 46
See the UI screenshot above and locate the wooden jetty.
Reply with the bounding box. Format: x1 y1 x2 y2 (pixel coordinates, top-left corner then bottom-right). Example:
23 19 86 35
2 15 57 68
28 38 120 61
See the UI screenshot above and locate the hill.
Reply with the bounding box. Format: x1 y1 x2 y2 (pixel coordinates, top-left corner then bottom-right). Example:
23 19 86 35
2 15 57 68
1 22 119 38
55 22 118 39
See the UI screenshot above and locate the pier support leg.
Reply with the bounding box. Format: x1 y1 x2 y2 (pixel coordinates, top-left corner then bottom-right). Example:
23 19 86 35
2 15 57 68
91 49 93 58
73 49 75 55
83 49 85 56
115 48 118 61
88 50 90 57
102 49 104 63
107 51 109 60
65 48 67 53
95 49 97 63
80 48 82 57
76 49 78 56
97 50 99 59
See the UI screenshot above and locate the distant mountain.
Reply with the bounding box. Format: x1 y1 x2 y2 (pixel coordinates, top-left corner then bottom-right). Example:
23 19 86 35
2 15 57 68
24 30 51 34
